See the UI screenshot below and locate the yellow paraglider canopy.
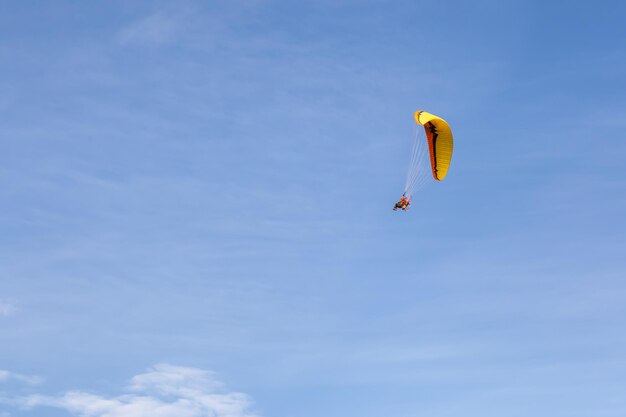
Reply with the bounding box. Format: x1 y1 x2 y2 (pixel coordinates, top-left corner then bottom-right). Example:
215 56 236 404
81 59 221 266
414 110 453 181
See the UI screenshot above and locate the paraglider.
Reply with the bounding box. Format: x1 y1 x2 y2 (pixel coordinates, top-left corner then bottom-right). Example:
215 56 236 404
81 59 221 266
394 110 454 211
393 193 411 211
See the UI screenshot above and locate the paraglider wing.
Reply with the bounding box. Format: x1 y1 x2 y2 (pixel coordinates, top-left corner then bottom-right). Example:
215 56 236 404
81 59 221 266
414 110 453 181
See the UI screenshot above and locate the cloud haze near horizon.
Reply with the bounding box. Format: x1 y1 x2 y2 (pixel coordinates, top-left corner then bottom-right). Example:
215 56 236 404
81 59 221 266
4 364 255 417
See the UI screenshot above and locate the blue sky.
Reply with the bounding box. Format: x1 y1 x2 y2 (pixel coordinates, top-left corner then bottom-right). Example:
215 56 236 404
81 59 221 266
1 1 626 416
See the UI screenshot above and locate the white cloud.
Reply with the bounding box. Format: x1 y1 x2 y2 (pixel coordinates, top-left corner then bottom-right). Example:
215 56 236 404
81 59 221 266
17 364 257 417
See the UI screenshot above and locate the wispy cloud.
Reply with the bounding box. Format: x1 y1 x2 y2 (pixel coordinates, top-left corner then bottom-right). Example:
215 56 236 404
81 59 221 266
0 370 42 386
0 301 17 317
116 11 191 46
16 364 257 417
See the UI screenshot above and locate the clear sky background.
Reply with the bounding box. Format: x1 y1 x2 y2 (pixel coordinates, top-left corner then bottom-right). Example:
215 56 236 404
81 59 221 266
1 1 626 416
